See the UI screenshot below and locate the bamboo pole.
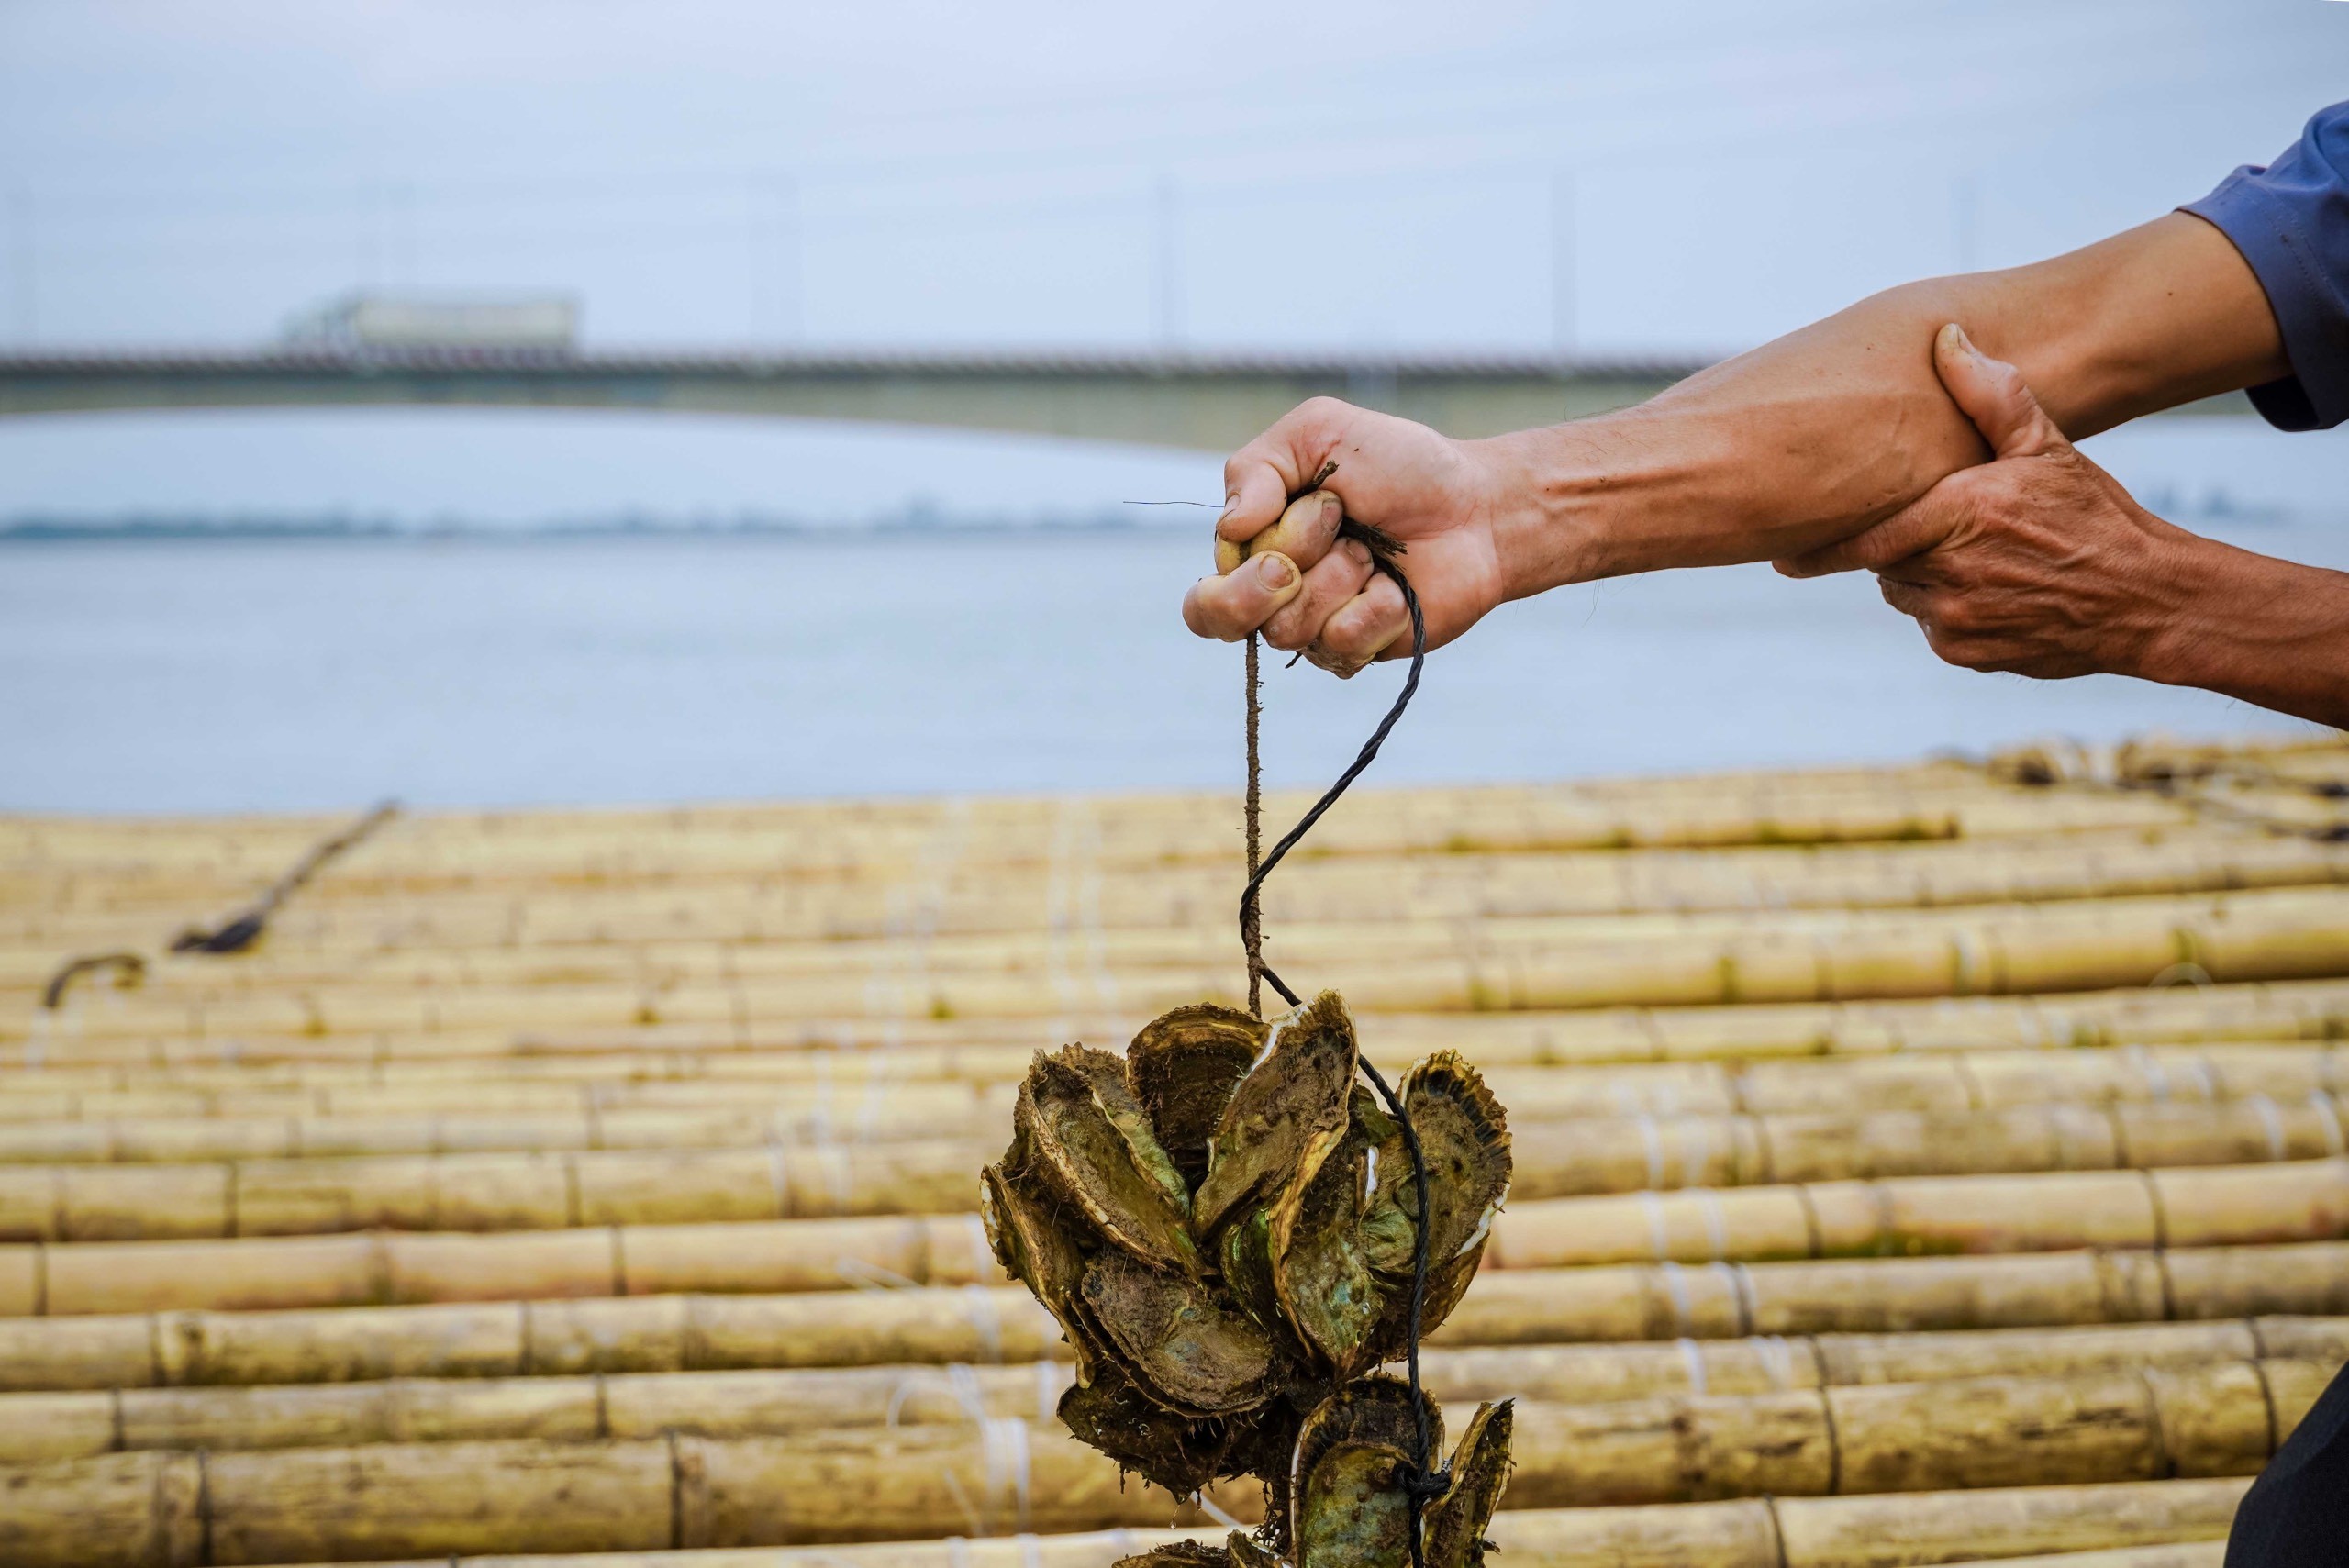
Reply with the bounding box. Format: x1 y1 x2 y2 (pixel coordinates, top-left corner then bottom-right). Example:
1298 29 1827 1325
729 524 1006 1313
2 1324 2332 1465
1500 1358 2316 1507
245 1523 2244 1568
2 1160 2342 1307
0 1144 994 1240
1441 1241 2349 1344
0 1440 2259 1567
264 1528 1220 1568
17 966 2349 1080
34 862 2349 1010
21 813 2340 981
22 884 2349 1034
0 1032 2340 1145
0 1246 2343 1395
0 1047 2330 1159
1 1093 2342 1239
1931 1548 2225 1568
1486 1159 2349 1269
0 1212 1003 1317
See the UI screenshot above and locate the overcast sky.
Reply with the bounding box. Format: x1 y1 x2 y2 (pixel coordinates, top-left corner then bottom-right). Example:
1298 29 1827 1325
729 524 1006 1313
0 0 2342 519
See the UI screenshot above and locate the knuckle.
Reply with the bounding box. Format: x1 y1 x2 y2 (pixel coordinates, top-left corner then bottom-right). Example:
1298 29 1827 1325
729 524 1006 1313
1318 618 1375 660
1262 614 1311 651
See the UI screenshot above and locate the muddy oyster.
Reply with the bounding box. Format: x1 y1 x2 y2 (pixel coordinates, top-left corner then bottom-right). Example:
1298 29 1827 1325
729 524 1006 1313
985 992 1515 1568
1019 1043 1198 1274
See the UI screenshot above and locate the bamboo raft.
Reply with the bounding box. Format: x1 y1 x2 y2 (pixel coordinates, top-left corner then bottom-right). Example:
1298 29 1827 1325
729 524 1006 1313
5 731 2349 1567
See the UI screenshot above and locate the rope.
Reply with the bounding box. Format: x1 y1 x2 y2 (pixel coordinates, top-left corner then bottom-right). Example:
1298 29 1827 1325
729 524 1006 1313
1234 471 1447 1564
41 802 394 1007
39 951 145 1012
170 800 399 954
1244 633 1265 1019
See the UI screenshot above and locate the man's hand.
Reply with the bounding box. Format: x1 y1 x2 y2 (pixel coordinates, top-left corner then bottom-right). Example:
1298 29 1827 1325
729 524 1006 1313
1775 323 2205 682
1177 398 1519 674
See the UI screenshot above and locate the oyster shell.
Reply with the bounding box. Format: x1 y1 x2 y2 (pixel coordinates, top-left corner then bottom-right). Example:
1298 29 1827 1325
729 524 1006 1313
1113 1545 1230 1568
1194 992 1358 1236
1363 1053 1510 1354
1226 1531 1286 1568
1061 1367 1232 1498
1290 1376 1438 1568
1129 1004 1266 1189
1082 1247 1278 1418
1021 1044 1199 1273
1394 1052 1511 1269
1420 1401 1514 1568
989 998 1513 1568
979 1151 1103 1382
1269 1121 1382 1377
1220 1204 1291 1345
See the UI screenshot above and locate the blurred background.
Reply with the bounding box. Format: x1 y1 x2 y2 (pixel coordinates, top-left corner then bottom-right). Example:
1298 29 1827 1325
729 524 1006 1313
1 0 2343 812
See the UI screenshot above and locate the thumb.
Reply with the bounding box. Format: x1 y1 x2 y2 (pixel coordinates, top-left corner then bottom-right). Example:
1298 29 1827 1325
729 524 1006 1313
1774 484 1963 578
1934 322 2067 460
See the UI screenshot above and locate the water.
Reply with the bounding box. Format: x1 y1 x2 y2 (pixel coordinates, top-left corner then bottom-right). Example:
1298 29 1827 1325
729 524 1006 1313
3 514 2338 814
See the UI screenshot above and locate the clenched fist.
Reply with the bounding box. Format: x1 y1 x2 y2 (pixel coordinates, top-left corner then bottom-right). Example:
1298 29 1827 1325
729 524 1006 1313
1178 398 1525 676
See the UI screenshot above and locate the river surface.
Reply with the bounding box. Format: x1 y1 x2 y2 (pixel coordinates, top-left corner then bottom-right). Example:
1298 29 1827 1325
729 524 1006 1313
3 511 2339 815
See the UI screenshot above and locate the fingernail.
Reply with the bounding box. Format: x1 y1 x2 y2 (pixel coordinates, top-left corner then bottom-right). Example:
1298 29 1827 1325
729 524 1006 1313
1320 492 1343 525
1254 553 1297 593
1945 322 1982 360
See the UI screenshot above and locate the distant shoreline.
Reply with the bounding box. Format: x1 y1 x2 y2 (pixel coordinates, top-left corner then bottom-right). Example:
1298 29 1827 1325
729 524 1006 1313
0 512 1179 543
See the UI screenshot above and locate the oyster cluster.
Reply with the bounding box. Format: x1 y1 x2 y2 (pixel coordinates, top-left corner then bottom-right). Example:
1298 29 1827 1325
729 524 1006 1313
981 992 1514 1568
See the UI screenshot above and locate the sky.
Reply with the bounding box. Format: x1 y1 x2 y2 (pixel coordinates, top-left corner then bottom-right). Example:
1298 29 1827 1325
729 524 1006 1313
0 0 2343 520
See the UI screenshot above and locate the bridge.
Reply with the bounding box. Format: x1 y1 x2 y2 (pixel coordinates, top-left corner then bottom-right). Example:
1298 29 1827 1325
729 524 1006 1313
0 348 2253 451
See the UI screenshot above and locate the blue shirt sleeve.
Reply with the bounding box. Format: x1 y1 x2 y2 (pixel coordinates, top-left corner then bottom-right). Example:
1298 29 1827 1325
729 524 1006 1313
2181 103 2349 432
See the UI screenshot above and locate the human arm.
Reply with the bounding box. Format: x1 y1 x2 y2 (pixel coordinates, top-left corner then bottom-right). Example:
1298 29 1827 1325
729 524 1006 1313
1778 322 2349 729
1181 211 2288 670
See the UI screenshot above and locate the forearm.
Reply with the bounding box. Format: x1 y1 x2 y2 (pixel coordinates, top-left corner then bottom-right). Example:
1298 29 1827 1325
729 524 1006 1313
2135 538 2349 730
1484 213 2289 593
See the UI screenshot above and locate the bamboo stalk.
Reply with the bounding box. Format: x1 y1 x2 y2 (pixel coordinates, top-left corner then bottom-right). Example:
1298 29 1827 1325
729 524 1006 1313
0 1386 2284 1568
2 1092 2342 1240
1501 1358 2314 1507
23 814 2339 980
24 884 2349 1033
0 1289 1067 1389
0 1211 1002 1317
1486 1159 2349 1269
16 968 2349 1081
0 1297 2325 1410
0 1036 2338 1161
1442 1242 2349 1344
266 1528 1219 1568
3 1325 2332 1465
0 1450 202 1568
3 1162 2342 1311
1930 1548 2225 1568
245 1518 2244 1568
0 1246 2341 1397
